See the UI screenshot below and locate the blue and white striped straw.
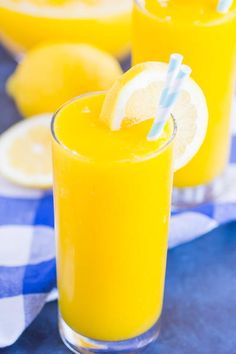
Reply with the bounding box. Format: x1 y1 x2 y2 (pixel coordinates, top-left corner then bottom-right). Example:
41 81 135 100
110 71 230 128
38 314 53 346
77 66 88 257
150 53 182 140
217 0 233 13
148 64 192 141
159 53 183 106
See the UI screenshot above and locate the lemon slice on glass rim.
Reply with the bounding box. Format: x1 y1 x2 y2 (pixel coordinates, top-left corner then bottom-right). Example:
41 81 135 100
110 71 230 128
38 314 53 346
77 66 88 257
100 62 208 171
0 114 53 189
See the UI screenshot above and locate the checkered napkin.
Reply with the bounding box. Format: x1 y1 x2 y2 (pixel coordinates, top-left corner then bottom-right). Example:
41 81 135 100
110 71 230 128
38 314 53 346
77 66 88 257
0 132 236 348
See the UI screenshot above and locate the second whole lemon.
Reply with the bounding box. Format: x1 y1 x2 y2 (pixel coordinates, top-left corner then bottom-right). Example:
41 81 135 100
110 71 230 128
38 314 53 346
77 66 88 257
7 43 123 117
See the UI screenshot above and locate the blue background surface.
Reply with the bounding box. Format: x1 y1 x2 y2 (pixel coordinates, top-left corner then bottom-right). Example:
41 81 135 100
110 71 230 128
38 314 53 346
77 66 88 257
0 46 236 354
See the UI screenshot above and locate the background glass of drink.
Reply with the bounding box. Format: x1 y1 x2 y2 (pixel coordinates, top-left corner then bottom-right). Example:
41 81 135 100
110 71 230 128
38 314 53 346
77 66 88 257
133 0 236 206
0 0 131 59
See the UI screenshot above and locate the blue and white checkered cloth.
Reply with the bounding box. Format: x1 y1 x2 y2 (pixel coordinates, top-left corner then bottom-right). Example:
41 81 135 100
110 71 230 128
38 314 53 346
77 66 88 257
0 125 236 348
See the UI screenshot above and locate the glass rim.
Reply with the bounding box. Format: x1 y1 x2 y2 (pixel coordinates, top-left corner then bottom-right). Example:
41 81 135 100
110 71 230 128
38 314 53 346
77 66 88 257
51 91 177 164
133 0 236 25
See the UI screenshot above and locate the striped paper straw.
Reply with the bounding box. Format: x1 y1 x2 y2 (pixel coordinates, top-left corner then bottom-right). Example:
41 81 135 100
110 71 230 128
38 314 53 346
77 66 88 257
152 53 183 140
148 65 192 141
217 0 233 13
159 53 183 106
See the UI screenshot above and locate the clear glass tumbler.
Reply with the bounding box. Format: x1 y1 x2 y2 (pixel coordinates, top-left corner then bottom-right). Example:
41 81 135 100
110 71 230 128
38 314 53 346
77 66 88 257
51 92 176 353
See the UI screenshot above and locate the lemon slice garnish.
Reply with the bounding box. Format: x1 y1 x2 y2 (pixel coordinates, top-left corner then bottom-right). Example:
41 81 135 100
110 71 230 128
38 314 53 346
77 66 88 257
100 62 208 171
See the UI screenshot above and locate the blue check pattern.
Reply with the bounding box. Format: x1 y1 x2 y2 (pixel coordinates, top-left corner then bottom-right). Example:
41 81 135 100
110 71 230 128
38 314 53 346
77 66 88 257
0 135 235 348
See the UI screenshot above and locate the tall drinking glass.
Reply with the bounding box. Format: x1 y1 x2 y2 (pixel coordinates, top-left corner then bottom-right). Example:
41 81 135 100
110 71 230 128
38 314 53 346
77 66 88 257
133 0 236 206
51 92 176 353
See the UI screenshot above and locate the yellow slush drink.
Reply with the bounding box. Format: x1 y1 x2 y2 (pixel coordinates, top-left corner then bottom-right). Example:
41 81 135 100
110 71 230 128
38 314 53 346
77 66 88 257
52 92 175 350
133 0 236 187
0 0 131 57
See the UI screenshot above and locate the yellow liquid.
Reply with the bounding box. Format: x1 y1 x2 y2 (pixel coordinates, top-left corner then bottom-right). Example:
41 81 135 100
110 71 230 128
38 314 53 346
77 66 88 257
0 0 131 57
133 0 236 187
52 92 175 341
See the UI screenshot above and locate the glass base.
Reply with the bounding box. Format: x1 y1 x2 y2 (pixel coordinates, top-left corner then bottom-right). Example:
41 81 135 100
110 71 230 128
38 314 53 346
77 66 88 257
59 315 161 353
172 167 232 209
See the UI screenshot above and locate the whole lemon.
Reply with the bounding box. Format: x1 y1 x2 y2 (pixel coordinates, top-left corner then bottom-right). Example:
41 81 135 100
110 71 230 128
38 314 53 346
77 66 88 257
7 43 123 117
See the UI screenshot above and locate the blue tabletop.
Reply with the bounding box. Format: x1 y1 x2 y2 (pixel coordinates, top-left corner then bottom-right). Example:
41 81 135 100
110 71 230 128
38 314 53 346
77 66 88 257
0 46 236 354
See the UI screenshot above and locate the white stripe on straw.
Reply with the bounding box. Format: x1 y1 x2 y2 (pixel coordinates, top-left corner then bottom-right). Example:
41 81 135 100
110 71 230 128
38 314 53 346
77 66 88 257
159 53 183 106
148 65 192 141
217 0 233 13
